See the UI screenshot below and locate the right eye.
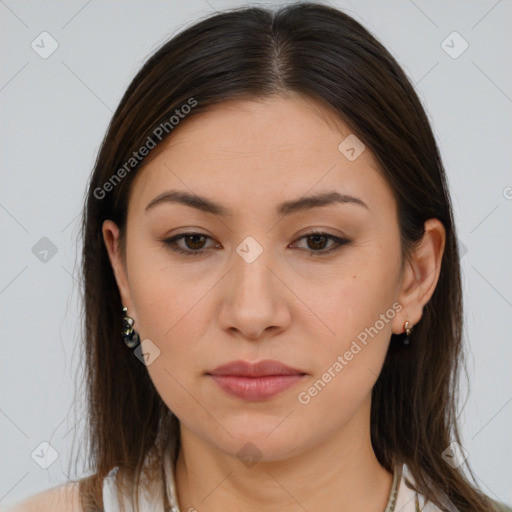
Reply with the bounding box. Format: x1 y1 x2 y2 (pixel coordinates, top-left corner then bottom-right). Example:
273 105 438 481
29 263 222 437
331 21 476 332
162 232 219 256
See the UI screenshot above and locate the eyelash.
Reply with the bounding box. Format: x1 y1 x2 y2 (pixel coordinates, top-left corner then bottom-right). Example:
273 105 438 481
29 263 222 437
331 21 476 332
162 231 350 257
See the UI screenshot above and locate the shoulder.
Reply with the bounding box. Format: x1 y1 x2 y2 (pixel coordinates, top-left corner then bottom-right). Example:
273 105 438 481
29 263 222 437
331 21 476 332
3 481 82 512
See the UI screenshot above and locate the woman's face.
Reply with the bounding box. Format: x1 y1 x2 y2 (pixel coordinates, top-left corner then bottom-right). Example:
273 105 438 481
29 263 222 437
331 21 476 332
104 94 428 460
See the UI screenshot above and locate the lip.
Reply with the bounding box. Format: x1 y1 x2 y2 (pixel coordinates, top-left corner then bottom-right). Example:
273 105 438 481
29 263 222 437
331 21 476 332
206 359 307 401
209 374 306 401
208 359 306 377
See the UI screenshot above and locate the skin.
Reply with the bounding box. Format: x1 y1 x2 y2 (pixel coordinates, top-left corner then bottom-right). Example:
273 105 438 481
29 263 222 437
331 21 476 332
103 93 445 512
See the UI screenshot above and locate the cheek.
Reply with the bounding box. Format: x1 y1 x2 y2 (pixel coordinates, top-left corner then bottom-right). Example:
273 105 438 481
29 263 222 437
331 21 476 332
125 245 215 405
129 274 208 422
292 243 400 345
127 238 209 337
291 278 397 437
290 248 400 403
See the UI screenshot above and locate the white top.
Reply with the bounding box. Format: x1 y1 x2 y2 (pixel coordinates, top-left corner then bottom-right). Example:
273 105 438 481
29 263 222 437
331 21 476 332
102 439 446 512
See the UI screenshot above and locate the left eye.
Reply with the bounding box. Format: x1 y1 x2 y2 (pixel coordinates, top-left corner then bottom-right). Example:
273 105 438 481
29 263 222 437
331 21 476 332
163 231 349 256
292 232 349 253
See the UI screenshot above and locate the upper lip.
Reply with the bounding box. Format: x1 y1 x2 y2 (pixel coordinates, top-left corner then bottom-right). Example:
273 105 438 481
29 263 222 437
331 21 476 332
207 359 306 377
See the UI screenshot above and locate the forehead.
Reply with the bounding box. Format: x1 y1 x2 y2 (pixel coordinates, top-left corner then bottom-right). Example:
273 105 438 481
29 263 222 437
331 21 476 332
128 95 392 216
146 95 361 164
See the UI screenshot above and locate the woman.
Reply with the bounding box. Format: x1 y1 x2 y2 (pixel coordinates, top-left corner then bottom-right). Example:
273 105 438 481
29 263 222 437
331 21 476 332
8 2 511 511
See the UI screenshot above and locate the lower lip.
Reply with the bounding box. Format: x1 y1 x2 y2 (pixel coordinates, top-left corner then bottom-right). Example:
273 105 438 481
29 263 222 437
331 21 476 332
208 374 306 401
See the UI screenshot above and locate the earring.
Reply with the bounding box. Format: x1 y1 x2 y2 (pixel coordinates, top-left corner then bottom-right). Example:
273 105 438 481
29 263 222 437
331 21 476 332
121 306 140 348
401 320 412 346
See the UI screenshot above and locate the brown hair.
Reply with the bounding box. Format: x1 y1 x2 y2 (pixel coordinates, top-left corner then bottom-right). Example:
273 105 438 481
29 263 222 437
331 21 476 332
76 2 502 511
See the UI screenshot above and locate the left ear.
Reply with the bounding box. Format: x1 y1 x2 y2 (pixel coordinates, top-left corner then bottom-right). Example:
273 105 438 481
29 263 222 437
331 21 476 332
393 218 446 334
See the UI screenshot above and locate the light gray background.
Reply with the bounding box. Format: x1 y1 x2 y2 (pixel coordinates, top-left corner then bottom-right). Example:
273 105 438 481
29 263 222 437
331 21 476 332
1 0 511 508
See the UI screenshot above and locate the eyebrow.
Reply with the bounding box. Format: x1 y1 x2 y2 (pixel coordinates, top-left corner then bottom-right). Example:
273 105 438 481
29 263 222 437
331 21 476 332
145 189 369 216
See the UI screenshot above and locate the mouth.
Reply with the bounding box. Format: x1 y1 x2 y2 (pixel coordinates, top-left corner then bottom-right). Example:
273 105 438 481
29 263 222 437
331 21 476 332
206 359 307 401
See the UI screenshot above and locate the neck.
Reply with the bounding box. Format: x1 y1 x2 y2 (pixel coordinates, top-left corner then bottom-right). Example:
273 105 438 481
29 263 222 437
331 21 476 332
173 398 394 512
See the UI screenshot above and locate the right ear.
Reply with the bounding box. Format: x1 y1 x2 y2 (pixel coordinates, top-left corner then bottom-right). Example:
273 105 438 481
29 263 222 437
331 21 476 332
102 219 133 310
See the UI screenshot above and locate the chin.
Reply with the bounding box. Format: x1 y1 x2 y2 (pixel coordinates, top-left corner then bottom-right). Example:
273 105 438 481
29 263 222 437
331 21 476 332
203 426 309 463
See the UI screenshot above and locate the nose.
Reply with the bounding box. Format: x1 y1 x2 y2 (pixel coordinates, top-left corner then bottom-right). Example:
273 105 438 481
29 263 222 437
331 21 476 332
217 241 292 341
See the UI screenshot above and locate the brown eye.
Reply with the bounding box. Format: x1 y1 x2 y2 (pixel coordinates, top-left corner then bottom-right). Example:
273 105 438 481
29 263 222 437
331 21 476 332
306 234 329 250
292 232 350 255
182 234 208 250
163 232 217 256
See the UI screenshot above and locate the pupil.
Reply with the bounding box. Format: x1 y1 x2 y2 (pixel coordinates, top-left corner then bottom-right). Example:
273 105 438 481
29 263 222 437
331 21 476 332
309 234 326 250
187 235 205 249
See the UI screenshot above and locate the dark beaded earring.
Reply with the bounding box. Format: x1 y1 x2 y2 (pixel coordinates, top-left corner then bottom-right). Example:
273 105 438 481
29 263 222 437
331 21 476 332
401 320 412 346
121 306 140 348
